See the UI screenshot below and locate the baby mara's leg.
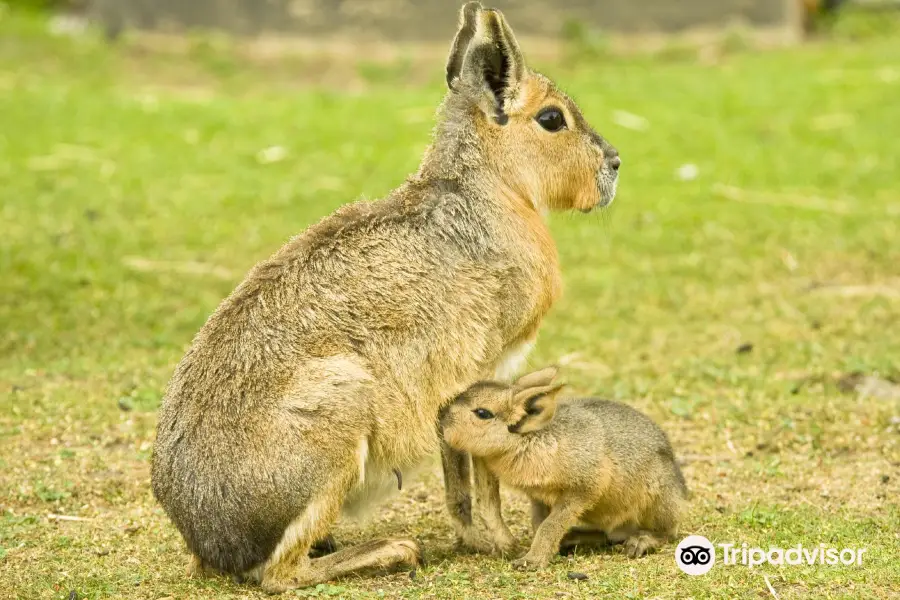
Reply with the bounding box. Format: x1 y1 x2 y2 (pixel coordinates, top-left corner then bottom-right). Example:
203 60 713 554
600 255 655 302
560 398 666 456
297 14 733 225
530 499 550 531
533 499 611 556
559 528 611 554
513 496 591 570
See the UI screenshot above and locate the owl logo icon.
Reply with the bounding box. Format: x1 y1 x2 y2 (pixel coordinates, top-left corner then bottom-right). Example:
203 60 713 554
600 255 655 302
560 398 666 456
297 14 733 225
675 535 716 575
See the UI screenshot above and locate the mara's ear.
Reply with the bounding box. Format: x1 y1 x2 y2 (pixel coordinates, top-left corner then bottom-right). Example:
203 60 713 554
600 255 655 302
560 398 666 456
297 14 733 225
509 382 565 434
445 2 481 89
514 366 559 390
445 2 526 119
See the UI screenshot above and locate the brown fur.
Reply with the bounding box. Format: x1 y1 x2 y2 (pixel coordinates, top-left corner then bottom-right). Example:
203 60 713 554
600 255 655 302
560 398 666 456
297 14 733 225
150 2 619 591
441 367 689 569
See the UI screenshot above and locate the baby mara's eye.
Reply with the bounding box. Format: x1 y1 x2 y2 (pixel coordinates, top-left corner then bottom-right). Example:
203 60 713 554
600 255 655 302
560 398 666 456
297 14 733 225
535 107 566 132
472 408 495 420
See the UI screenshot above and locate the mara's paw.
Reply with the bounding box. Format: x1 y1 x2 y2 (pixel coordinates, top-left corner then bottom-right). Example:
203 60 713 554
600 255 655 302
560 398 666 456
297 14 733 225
393 538 426 569
491 529 520 556
457 528 518 556
511 553 551 571
623 533 662 559
455 530 495 555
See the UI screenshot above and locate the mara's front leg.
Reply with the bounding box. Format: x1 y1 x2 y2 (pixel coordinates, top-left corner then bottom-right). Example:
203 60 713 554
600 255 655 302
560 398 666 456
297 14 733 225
439 439 515 555
439 338 536 555
439 437 475 546
474 338 536 548
442 338 535 553
472 456 517 553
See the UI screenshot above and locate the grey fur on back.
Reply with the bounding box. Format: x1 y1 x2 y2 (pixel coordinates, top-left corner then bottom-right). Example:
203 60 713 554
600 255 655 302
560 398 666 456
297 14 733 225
551 398 689 498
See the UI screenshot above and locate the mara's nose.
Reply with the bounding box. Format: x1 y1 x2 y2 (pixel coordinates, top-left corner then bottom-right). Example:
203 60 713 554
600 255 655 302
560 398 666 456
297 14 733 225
606 148 621 171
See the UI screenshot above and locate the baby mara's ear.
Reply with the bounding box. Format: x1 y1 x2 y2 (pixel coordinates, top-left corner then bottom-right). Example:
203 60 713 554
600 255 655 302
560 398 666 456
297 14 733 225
508 382 565 435
513 366 559 389
445 2 526 123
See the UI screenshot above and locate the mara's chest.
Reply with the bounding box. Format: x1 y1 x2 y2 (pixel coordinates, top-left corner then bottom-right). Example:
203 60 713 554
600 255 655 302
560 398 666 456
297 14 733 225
522 208 562 318
488 451 564 505
497 206 563 337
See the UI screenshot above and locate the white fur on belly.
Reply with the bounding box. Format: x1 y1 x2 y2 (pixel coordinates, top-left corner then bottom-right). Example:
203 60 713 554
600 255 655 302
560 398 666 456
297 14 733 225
356 437 369 485
494 339 536 382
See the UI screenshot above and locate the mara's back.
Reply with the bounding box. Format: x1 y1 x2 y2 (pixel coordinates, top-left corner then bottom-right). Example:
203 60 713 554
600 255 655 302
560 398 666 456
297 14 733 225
553 398 687 493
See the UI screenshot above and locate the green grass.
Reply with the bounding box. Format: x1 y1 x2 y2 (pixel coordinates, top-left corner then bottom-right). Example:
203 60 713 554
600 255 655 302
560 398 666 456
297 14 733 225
2 9 899 600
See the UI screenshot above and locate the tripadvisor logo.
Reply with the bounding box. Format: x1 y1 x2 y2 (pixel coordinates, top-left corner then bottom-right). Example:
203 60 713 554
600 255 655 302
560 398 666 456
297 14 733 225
675 536 868 576
675 535 716 575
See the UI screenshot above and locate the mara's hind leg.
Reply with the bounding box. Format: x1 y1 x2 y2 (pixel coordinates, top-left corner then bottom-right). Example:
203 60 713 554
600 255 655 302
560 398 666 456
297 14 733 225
309 539 422 582
262 539 423 592
618 490 683 559
260 490 422 593
186 538 340 582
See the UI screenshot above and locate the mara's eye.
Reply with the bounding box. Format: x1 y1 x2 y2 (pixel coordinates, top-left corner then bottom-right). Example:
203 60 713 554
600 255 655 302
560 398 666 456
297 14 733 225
535 108 566 132
472 408 495 420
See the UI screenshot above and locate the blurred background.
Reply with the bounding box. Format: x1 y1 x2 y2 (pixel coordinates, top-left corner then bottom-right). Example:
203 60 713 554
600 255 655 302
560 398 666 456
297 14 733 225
80 0 808 40
1 1 899 599
12 0 875 40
